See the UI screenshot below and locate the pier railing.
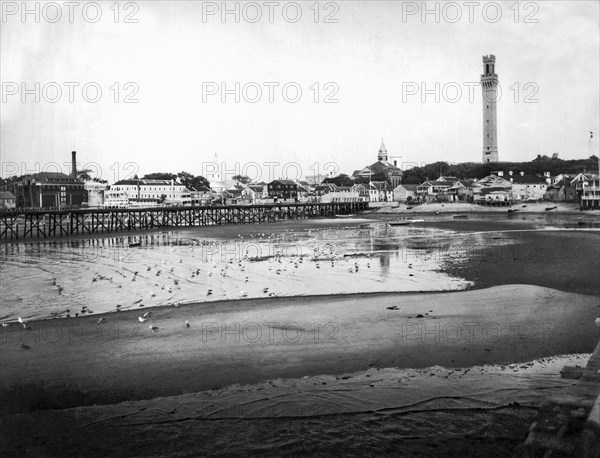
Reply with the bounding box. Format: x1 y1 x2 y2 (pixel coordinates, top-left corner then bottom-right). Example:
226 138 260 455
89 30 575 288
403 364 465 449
0 202 369 241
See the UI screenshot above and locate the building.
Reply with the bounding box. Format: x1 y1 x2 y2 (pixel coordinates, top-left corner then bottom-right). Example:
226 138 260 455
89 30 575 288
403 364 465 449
103 189 129 208
0 191 16 210
241 184 267 203
417 180 454 202
267 179 298 200
369 181 393 202
473 174 512 202
448 180 475 202
11 172 86 209
109 179 192 206
84 181 109 207
351 183 370 200
353 140 403 187
510 174 548 201
544 177 578 202
481 55 499 163
393 184 418 202
575 173 600 209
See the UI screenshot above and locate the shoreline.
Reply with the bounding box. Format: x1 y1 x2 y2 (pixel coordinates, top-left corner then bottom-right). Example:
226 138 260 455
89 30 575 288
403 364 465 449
373 202 593 214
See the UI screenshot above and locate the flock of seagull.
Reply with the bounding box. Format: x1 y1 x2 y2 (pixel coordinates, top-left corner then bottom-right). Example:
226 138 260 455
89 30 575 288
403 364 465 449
4 226 412 346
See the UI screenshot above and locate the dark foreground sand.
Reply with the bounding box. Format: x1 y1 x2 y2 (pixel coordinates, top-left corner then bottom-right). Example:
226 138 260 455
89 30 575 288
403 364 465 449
2 285 598 411
1 284 599 456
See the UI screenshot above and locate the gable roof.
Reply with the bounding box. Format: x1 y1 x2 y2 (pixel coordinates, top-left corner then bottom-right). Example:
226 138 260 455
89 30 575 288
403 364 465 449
436 176 459 183
394 184 418 191
0 191 15 199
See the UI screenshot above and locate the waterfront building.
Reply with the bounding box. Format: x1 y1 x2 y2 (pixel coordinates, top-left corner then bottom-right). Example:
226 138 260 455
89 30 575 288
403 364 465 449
392 184 418 202
109 179 192 206
267 179 298 200
473 174 512 202
0 191 16 209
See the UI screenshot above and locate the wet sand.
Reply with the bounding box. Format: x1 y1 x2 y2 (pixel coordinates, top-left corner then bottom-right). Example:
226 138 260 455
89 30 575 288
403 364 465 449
1 285 598 413
1 354 590 457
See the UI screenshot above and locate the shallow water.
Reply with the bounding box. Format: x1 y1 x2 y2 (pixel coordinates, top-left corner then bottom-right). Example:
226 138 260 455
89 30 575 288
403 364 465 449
0 213 590 321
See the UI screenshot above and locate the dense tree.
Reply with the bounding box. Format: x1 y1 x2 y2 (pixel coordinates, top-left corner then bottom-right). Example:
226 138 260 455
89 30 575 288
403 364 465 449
323 173 354 187
177 171 210 191
142 172 178 181
401 155 599 183
232 175 251 184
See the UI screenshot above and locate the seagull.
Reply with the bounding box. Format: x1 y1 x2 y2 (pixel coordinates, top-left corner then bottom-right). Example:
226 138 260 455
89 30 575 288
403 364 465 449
241 291 248 297
151 292 156 297
21 343 31 350
17 317 26 325
142 311 152 318
97 318 105 324
1 323 9 328
207 289 213 295
139 316 147 323
185 320 190 328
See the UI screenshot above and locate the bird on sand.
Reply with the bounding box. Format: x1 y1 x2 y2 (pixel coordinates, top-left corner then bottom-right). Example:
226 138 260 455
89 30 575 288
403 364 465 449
149 325 159 332
142 311 152 319
139 316 147 323
97 318 105 325
21 343 31 350
185 321 190 328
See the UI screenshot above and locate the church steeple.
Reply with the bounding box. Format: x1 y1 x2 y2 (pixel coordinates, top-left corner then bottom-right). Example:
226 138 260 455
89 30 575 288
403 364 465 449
378 139 388 162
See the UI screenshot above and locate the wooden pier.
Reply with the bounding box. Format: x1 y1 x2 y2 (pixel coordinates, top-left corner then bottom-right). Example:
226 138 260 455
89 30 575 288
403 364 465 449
0 202 368 241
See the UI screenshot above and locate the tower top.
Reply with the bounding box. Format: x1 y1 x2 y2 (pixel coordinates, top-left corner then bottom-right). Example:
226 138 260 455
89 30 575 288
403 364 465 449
377 139 388 162
481 54 498 80
379 138 387 153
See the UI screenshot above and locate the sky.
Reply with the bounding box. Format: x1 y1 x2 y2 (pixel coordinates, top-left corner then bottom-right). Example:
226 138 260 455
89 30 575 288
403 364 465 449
1 0 599 183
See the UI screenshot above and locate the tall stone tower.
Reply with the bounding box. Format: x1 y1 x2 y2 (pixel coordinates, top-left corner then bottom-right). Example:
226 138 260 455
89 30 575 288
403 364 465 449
378 139 388 162
481 55 499 163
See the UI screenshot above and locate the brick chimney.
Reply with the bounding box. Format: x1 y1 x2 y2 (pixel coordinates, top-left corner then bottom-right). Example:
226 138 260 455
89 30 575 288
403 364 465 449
71 151 77 178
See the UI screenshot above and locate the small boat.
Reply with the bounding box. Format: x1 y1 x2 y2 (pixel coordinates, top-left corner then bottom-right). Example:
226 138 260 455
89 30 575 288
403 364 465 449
389 221 411 226
453 215 468 219
128 241 142 247
408 219 424 223
336 214 355 218
545 206 557 211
